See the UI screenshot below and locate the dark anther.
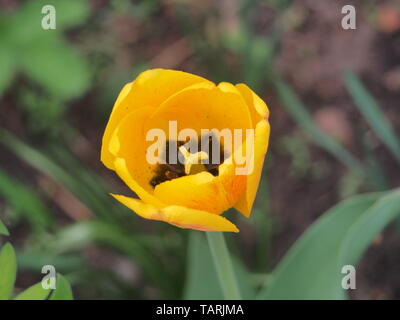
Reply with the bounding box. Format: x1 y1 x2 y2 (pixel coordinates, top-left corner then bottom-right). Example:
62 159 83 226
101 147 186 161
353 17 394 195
150 134 227 188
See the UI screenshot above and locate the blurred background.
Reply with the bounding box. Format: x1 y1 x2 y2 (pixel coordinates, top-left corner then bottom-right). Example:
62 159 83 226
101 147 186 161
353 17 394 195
0 0 400 299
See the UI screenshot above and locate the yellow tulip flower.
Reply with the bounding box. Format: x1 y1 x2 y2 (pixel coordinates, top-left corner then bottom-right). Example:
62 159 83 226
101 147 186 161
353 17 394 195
101 69 270 232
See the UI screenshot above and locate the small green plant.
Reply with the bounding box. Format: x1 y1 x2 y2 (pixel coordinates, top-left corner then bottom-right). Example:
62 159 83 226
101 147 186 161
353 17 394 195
0 220 73 300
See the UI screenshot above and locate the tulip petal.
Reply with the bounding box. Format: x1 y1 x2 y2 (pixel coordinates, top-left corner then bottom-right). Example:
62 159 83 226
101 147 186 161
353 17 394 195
217 157 248 207
234 119 270 217
101 69 212 169
153 172 231 214
233 84 270 217
111 194 239 232
146 81 253 157
236 83 269 126
114 157 165 208
107 107 164 207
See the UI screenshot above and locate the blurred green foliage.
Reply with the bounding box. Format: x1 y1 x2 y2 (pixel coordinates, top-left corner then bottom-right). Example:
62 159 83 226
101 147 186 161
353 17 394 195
0 234 74 300
0 169 54 231
0 0 91 131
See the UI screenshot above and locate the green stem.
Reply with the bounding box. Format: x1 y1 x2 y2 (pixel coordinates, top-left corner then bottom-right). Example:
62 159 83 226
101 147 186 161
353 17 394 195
206 232 242 300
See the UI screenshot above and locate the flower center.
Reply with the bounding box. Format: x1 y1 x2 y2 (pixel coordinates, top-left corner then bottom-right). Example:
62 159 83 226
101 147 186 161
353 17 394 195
150 135 226 188
178 145 209 175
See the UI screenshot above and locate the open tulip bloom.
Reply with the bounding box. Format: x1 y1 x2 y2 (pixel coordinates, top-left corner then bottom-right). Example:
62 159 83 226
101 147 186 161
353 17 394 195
101 68 270 233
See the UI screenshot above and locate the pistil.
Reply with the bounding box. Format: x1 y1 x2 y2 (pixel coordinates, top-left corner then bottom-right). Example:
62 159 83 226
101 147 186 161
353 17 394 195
178 145 209 175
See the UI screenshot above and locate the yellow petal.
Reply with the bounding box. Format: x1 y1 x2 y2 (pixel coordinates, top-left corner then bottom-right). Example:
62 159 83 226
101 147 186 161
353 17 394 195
236 83 269 126
234 119 270 217
217 156 248 207
153 157 247 215
146 81 253 157
154 172 231 214
101 68 212 169
232 84 270 217
114 157 164 208
108 107 164 207
111 194 239 232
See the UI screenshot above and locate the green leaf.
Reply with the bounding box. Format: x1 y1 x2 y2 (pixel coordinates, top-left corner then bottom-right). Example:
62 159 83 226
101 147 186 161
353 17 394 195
4 0 90 100
0 169 54 230
0 130 110 221
362 134 389 191
274 77 364 177
49 274 73 300
20 36 90 100
0 243 17 300
14 274 73 300
15 282 51 300
9 0 89 44
47 143 114 212
17 251 83 272
258 190 400 299
49 0 90 29
0 219 9 236
258 193 377 299
250 166 272 271
0 46 16 96
184 232 222 299
340 189 400 265
183 232 255 299
344 71 400 163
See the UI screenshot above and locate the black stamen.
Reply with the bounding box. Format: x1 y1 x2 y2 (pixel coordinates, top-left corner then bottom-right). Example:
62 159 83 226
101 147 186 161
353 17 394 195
150 134 226 188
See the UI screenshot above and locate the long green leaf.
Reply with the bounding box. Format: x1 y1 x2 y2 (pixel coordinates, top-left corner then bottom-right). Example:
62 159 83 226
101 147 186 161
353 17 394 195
0 243 17 299
0 129 111 221
251 164 272 271
15 282 50 300
258 193 378 299
183 232 255 299
344 71 400 163
14 274 73 300
0 45 16 96
340 189 400 265
184 232 222 299
258 189 400 299
0 169 53 230
50 274 73 300
274 77 364 177
15 274 73 300
17 251 83 272
47 143 118 218
0 219 9 236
